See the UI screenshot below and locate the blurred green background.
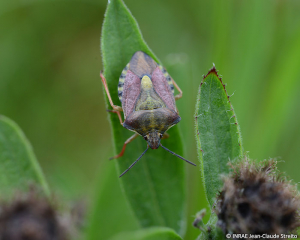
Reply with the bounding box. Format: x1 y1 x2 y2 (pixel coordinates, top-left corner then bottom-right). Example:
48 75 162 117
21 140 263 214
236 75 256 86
1 0 300 239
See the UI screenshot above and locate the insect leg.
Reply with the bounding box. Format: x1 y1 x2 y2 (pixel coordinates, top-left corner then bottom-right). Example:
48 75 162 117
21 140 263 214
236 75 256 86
161 133 169 140
100 71 123 125
109 133 139 160
106 109 124 125
171 78 183 100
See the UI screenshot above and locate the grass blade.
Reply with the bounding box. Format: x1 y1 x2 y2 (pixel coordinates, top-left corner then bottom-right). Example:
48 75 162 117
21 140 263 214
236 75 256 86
195 66 243 208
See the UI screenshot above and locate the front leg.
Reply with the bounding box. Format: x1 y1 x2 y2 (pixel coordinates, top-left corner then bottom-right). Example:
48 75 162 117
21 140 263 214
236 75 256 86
161 133 170 140
109 133 139 160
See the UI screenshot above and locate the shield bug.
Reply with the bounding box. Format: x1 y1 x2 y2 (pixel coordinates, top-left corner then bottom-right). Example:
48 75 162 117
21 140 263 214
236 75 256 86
101 51 196 177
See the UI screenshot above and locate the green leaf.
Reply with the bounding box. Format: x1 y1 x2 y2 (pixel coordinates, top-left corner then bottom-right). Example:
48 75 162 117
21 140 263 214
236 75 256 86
100 0 185 235
108 227 183 240
195 66 243 208
0 115 50 197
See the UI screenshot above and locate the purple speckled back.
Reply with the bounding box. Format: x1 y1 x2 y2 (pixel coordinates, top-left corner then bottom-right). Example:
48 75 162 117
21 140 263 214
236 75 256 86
121 70 141 118
151 67 176 112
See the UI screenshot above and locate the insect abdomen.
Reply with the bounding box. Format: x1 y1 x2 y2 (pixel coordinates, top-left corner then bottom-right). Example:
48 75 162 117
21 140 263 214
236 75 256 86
123 108 181 136
158 65 174 94
118 63 129 102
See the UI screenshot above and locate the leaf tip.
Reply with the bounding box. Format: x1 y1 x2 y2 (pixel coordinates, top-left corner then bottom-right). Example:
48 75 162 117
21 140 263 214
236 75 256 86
202 64 229 93
203 64 220 80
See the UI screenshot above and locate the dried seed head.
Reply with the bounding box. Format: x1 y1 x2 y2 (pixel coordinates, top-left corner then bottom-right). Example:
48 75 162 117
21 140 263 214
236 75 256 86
0 190 68 240
215 158 300 237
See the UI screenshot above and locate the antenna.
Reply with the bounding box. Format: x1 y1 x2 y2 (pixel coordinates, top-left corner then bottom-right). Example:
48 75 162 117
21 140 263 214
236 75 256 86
119 146 149 177
160 144 196 166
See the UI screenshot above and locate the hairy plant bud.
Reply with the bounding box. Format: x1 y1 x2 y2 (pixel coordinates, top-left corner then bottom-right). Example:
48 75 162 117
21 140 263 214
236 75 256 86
0 190 68 240
215 158 300 238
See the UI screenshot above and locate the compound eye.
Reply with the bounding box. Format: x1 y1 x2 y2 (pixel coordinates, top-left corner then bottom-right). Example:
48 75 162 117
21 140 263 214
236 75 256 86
143 136 147 140
159 133 163 138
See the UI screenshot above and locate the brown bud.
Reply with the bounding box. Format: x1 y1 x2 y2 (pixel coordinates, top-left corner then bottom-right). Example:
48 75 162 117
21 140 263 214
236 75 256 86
0 190 68 240
215 158 300 239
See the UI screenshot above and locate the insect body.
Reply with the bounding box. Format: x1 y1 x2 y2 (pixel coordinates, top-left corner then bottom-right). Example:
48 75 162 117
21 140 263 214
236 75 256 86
101 51 196 177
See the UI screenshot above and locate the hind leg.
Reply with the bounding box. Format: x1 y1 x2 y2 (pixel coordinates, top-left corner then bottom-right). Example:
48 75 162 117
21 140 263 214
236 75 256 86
100 71 123 125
